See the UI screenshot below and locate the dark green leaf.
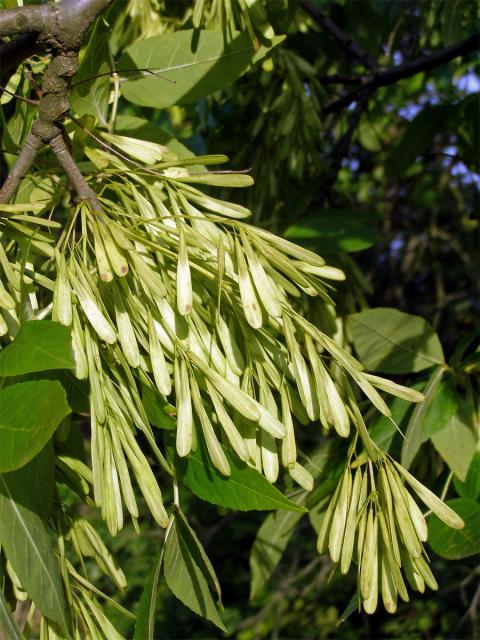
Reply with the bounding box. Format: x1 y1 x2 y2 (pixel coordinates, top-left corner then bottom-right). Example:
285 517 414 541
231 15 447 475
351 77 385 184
284 210 378 253
402 367 443 469
454 451 480 501
142 385 176 430
422 378 458 436
163 515 225 631
1 444 55 520
0 476 69 632
133 547 164 640
182 444 306 513
0 380 71 472
0 321 75 377
250 502 305 599
431 406 476 481
70 19 112 126
348 308 444 374
428 498 480 560
337 591 359 626
119 30 283 108
389 104 459 178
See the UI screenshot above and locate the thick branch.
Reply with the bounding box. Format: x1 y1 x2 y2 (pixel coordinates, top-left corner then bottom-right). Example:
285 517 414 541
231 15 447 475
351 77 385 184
324 32 480 115
53 0 114 50
0 5 53 38
0 0 113 50
300 0 377 70
0 132 42 204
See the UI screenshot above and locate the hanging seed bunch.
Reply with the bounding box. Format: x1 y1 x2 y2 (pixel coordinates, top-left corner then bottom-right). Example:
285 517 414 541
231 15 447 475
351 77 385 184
191 0 277 43
1 133 424 534
209 47 324 223
318 451 464 614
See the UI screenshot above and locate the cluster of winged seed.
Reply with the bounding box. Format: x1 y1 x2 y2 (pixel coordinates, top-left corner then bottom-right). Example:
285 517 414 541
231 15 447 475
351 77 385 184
1 146 427 537
318 456 464 614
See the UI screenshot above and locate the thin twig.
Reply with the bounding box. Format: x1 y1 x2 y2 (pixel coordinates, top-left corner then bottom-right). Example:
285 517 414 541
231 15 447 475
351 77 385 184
49 132 102 211
300 0 377 70
324 32 480 115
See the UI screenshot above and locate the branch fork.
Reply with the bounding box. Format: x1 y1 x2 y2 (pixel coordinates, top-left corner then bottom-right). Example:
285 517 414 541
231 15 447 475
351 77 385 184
0 0 112 207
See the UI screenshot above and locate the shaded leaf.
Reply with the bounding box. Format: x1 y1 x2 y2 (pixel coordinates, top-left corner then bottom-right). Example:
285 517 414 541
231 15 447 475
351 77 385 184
401 367 443 469
422 377 458 436
389 104 459 178
428 498 480 560
182 444 306 513
454 451 480 501
0 320 75 377
163 515 225 630
284 210 378 253
142 384 176 431
0 380 71 472
349 308 444 374
119 30 283 108
0 476 69 632
1 444 55 520
249 503 305 599
431 405 476 481
133 547 164 640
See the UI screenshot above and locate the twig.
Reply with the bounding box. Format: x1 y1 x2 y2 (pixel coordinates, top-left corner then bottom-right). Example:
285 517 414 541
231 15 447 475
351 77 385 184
49 133 102 210
0 132 42 204
324 32 480 115
300 0 377 70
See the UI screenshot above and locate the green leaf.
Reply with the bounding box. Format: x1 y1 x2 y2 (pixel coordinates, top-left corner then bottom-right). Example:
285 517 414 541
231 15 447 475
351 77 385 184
0 320 75 377
70 18 112 126
421 378 458 436
454 451 480 501
182 444 307 513
1 444 55 520
337 591 359 626
118 30 284 108
163 515 225 631
249 503 305 599
388 104 459 178
401 367 443 469
0 380 71 472
0 476 69 632
348 308 444 374
142 385 176 430
428 498 480 560
283 210 378 253
0 587 21 640
431 404 477 481
133 547 164 640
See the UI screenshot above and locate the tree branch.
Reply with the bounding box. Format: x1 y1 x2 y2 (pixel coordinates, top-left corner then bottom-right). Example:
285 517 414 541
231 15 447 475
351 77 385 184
324 32 480 115
49 133 102 210
0 5 53 38
300 0 377 70
0 132 42 204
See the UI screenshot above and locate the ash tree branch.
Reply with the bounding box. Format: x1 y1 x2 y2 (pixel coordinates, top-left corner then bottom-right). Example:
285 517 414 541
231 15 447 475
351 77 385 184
324 32 480 115
300 0 377 70
0 0 113 205
0 133 42 204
